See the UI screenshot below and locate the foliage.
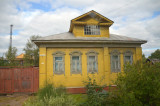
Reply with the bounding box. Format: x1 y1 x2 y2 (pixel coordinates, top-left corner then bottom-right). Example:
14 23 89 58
37 84 66 101
149 49 160 59
23 35 40 66
0 56 8 66
25 95 76 106
24 84 76 106
142 53 146 63
4 46 18 66
70 94 87 105
80 77 109 106
111 62 160 106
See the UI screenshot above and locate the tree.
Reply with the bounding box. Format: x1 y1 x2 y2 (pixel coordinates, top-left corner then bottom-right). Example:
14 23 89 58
149 49 160 59
0 56 8 66
5 46 18 66
111 62 160 105
142 53 146 63
23 35 40 66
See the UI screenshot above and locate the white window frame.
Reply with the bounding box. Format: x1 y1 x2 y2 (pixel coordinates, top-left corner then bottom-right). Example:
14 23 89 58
84 25 100 35
110 50 121 73
86 50 99 74
69 51 82 75
52 51 65 75
123 51 133 65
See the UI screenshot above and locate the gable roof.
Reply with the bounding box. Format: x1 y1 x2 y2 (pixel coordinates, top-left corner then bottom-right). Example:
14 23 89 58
33 32 147 44
69 10 114 32
72 10 113 23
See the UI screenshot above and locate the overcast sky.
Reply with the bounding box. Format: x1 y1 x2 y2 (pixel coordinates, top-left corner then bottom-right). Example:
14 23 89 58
0 0 160 57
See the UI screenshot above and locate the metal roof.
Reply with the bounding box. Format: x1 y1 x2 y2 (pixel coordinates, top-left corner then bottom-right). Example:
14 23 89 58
33 32 147 44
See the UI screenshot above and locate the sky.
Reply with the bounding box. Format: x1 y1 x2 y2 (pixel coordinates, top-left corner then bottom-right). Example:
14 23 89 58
0 0 160 57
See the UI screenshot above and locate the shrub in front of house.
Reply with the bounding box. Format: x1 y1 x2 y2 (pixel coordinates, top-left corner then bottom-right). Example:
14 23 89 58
24 84 76 106
110 62 160 106
79 77 110 106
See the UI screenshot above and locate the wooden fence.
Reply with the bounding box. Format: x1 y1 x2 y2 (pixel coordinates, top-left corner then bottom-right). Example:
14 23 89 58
0 67 39 94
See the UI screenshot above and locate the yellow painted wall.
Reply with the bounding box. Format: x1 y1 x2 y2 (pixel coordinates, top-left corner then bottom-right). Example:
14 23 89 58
39 47 142 88
46 48 105 87
39 47 47 88
136 47 142 61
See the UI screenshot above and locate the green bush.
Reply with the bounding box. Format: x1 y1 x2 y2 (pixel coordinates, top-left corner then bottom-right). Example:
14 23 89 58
24 84 76 106
37 84 66 101
80 77 109 106
111 62 160 106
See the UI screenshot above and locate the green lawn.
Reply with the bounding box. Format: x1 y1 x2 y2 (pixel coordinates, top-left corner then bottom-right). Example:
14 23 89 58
69 94 87 104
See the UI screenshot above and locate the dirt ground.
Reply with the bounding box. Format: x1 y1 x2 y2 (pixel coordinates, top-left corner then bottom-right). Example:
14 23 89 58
0 93 30 106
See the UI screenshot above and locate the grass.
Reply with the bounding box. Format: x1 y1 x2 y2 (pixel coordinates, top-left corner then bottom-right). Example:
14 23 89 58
69 94 87 104
24 84 77 106
24 94 87 106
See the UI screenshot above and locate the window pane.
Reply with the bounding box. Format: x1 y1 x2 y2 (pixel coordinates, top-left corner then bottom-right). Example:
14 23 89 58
72 61 75 71
89 56 95 61
89 62 92 71
125 56 131 60
112 55 118 60
111 60 114 69
111 55 120 72
93 61 97 71
72 56 79 61
59 62 63 72
55 62 58 71
77 62 80 71
84 25 100 35
116 61 118 68
125 56 132 64
55 57 62 61
71 56 81 73
88 56 97 73
54 56 64 74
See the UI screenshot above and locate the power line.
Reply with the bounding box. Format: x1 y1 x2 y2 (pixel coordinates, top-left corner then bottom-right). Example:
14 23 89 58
106 0 139 16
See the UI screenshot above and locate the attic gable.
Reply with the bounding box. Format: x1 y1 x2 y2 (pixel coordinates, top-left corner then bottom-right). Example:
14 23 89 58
69 10 114 32
72 10 113 23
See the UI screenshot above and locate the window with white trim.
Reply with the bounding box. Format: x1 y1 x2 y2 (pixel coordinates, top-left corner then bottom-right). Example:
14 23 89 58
124 51 133 64
86 50 98 73
110 50 121 72
70 51 82 75
52 51 65 75
84 25 100 35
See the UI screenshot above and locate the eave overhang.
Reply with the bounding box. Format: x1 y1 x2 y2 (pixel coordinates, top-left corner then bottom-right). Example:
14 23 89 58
33 39 147 47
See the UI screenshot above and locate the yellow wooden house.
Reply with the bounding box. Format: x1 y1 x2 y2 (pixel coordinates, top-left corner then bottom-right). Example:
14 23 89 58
33 10 147 92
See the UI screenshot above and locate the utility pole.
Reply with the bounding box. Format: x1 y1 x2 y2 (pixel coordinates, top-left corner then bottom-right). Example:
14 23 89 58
10 24 13 48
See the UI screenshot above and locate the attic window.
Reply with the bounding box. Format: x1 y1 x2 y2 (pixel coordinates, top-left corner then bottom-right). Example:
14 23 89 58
84 25 100 35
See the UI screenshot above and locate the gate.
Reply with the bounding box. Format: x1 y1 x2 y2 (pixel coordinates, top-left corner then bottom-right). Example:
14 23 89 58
0 67 39 94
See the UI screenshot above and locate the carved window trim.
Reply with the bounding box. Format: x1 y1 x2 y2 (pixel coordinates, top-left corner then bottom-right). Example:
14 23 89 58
123 50 133 65
52 51 65 75
110 50 121 73
86 50 99 74
69 51 82 75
